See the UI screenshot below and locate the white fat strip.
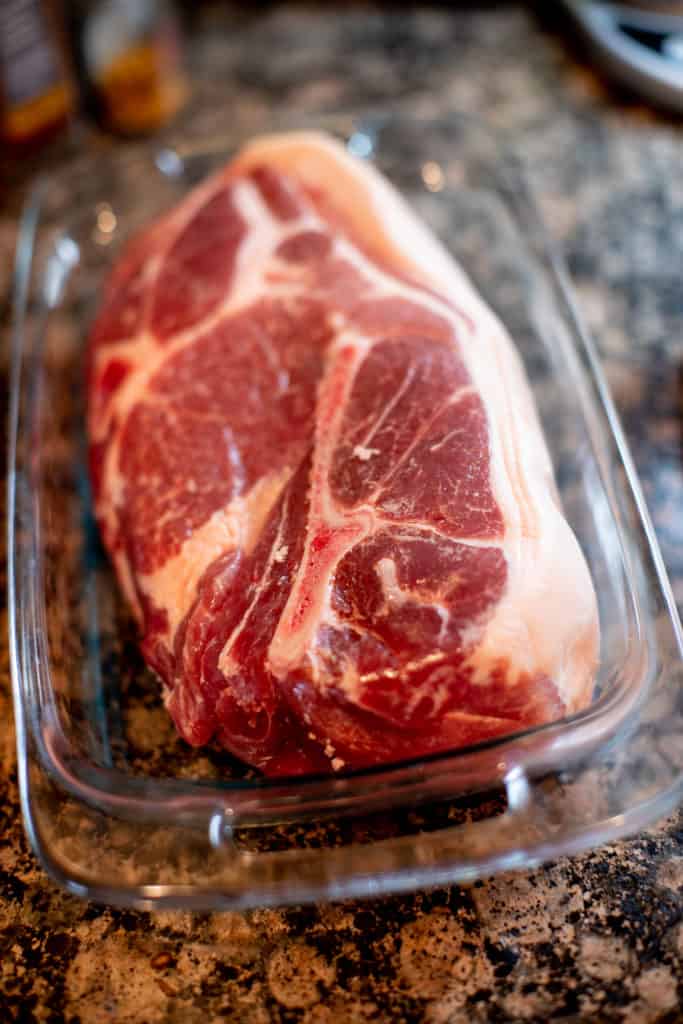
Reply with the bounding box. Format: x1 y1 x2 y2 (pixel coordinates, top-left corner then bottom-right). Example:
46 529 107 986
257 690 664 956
137 468 292 644
376 556 450 639
334 649 452 717
229 180 288 301
375 556 407 609
230 182 332 314
387 523 503 550
352 445 380 461
266 326 377 685
444 709 516 727
138 506 240 643
216 479 292 680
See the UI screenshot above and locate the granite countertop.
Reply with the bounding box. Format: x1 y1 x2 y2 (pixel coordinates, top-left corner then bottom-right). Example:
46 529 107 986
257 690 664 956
1 4 682 1022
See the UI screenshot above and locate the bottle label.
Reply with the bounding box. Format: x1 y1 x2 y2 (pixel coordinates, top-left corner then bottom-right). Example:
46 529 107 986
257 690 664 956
0 0 62 104
0 0 71 141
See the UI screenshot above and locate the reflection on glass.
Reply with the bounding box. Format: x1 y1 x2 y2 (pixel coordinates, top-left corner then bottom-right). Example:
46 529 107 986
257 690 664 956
422 161 444 192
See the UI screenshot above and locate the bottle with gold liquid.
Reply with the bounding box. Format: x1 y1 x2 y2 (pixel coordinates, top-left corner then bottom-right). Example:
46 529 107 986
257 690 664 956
70 0 188 137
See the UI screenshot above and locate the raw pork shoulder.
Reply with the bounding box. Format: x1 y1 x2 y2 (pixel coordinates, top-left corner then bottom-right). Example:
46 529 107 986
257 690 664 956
88 132 599 775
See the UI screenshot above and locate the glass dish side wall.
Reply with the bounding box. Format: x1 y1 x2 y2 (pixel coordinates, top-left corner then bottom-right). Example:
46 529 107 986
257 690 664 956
8 115 683 909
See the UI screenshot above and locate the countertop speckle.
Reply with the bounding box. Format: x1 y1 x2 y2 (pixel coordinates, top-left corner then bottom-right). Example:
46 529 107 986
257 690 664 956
1 4 682 1022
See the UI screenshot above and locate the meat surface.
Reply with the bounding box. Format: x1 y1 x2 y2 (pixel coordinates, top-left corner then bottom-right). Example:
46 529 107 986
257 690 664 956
88 131 599 776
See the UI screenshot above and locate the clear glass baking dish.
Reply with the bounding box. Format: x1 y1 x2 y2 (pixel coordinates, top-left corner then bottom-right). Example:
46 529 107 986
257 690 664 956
8 114 683 910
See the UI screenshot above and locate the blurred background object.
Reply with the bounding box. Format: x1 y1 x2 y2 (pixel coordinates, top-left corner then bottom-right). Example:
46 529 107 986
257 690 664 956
66 0 188 136
559 0 683 112
3 1 682 158
0 0 76 151
1 0 188 171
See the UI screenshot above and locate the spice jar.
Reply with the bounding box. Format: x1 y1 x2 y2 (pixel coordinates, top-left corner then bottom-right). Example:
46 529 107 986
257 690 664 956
71 0 187 137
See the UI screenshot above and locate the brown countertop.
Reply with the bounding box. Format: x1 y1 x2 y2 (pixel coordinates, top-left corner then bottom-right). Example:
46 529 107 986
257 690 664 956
1 4 681 1022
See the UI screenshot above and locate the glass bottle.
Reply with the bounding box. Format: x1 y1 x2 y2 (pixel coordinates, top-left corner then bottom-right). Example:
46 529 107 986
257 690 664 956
71 0 187 137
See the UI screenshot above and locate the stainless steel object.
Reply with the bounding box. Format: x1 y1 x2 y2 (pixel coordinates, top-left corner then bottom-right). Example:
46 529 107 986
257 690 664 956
561 1 683 111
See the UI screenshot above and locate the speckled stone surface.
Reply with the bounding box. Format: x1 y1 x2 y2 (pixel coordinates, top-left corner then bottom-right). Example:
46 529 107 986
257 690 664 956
1 4 682 1022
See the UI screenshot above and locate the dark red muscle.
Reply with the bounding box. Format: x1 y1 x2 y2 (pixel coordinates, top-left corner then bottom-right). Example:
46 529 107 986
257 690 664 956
88 142 577 777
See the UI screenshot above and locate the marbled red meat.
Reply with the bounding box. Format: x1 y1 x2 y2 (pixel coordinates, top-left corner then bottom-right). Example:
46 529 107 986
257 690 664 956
88 132 599 775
